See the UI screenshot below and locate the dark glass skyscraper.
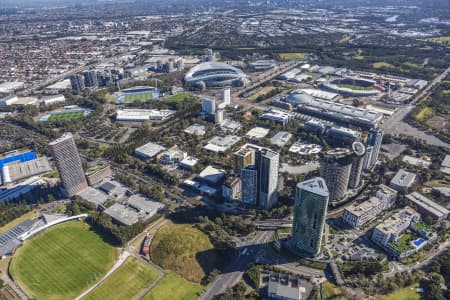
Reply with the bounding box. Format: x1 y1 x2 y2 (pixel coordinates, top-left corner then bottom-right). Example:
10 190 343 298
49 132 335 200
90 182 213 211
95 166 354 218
291 177 329 257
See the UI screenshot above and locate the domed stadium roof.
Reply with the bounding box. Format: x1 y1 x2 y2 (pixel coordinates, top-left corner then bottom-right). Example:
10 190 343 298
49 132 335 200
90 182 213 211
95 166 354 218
286 91 315 105
184 62 247 88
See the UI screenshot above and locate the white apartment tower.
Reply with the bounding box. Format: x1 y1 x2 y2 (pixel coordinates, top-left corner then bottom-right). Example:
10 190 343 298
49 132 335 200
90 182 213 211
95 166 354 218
222 88 231 106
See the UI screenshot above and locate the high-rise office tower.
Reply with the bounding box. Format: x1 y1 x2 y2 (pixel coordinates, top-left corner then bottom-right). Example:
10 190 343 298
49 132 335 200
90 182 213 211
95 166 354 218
215 109 224 124
201 97 216 115
291 177 329 257
49 133 88 197
319 148 353 204
222 88 231 106
238 145 280 209
349 142 366 189
233 147 255 175
256 148 280 209
241 165 258 205
69 74 85 91
83 70 99 88
363 146 374 171
365 128 383 169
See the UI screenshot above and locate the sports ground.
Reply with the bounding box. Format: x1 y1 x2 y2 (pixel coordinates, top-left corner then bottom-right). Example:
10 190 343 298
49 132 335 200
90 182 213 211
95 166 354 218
84 257 160 300
37 109 92 123
144 272 204 300
10 221 117 300
47 111 85 121
121 93 153 102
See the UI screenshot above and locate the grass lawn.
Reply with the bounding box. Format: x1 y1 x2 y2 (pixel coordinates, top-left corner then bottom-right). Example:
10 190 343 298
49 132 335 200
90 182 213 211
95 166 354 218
150 223 218 283
163 92 191 103
414 107 434 121
123 93 153 102
338 84 373 91
84 257 160 300
322 281 346 300
279 52 309 60
144 272 204 300
306 71 321 79
423 36 450 44
249 86 276 101
10 221 117 300
373 62 395 69
389 234 414 253
404 62 421 69
0 211 36 235
425 180 450 188
47 111 84 122
381 284 420 300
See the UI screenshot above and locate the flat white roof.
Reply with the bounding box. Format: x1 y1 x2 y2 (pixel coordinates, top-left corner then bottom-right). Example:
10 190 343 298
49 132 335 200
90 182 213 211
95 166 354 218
135 142 167 159
246 127 270 139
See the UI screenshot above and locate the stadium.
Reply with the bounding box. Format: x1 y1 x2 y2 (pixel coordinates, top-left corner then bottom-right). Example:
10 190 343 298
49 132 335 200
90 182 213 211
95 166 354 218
115 86 162 103
320 77 380 97
184 62 247 89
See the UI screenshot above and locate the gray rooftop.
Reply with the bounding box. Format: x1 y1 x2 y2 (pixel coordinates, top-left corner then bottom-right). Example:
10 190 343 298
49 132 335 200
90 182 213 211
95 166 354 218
0 219 37 256
390 169 416 188
103 203 139 226
297 177 329 197
270 131 293 147
127 194 165 215
76 186 108 207
406 192 449 219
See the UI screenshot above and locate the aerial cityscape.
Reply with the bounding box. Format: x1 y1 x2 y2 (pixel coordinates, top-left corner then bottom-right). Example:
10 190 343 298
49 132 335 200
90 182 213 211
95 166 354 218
0 0 449 299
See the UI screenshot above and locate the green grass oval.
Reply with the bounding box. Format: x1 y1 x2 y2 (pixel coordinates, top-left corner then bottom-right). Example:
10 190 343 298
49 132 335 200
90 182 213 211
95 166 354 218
10 221 117 300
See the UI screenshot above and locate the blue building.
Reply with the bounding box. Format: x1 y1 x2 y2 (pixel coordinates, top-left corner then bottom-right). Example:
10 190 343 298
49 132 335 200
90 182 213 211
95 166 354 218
0 150 36 169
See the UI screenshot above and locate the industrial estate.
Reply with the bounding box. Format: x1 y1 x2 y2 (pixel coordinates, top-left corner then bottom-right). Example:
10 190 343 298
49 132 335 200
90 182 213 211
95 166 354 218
0 0 449 300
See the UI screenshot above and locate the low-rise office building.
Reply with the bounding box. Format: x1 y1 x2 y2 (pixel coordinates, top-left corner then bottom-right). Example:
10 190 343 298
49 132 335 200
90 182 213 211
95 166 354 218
85 164 112 186
116 109 176 122
157 146 187 165
198 166 226 185
203 135 241 153
371 207 422 258
184 123 206 136
376 184 398 209
342 197 384 228
406 192 449 220
261 108 295 126
135 142 167 160
179 156 199 170
270 131 293 147
390 169 416 192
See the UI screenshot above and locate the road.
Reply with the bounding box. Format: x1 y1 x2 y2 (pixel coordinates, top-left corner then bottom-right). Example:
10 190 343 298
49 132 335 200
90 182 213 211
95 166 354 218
200 230 274 300
381 65 450 148
18 48 142 96
384 240 450 278
200 229 325 300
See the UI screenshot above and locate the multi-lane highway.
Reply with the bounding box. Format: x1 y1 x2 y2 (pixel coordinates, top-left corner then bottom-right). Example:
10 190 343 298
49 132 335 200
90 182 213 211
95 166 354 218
381 65 450 148
200 230 274 300
18 49 142 96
